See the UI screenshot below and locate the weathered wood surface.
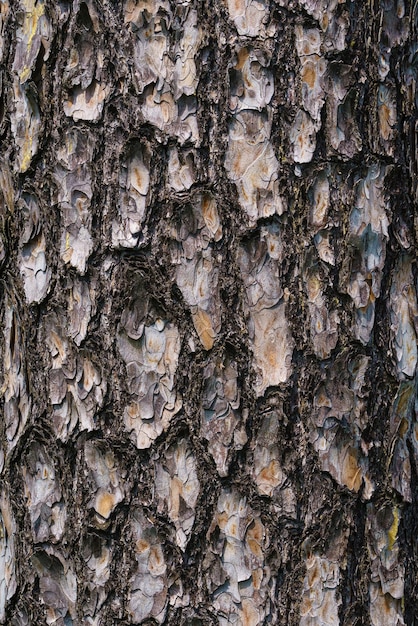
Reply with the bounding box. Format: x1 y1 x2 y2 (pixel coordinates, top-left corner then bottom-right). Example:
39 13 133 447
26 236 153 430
0 0 417 624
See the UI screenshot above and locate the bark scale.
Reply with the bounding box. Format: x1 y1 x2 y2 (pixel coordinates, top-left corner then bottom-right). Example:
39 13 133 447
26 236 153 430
0 0 417 624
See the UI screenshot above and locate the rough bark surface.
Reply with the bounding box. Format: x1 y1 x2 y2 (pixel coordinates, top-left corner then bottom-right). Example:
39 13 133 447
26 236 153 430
0 0 417 624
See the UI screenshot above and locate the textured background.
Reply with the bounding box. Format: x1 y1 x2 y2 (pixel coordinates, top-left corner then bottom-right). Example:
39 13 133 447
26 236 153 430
0 0 417 624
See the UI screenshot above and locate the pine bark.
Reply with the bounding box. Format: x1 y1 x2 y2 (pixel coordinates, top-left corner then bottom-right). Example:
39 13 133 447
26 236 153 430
0 0 417 624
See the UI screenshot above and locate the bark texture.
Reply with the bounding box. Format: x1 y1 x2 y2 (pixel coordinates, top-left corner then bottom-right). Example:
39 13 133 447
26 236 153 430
0 0 418 624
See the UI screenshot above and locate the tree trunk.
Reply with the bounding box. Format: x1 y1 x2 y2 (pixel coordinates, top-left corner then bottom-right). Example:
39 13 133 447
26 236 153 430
0 0 417 624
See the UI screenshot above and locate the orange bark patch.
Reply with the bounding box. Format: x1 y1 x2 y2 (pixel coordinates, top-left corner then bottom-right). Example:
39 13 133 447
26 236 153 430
252 567 263 590
127 401 140 418
379 103 392 140
192 308 215 350
300 596 313 617
342 447 362 492
242 599 259 626
134 167 143 191
236 47 249 69
96 492 115 519
399 417 409 438
258 460 281 489
247 518 263 543
217 512 228 530
233 0 244 14
50 330 65 360
170 476 183 520
201 193 221 238
229 521 238 537
307 557 321 587
148 545 165 576
247 538 263 558
302 64 316 89
136 538 150 553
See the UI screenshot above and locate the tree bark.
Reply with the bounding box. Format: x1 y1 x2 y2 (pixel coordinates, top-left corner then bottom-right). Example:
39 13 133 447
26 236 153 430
0 0 417 624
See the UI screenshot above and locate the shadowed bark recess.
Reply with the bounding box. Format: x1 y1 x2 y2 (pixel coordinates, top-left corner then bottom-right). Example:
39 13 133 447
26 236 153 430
0 0 417 624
